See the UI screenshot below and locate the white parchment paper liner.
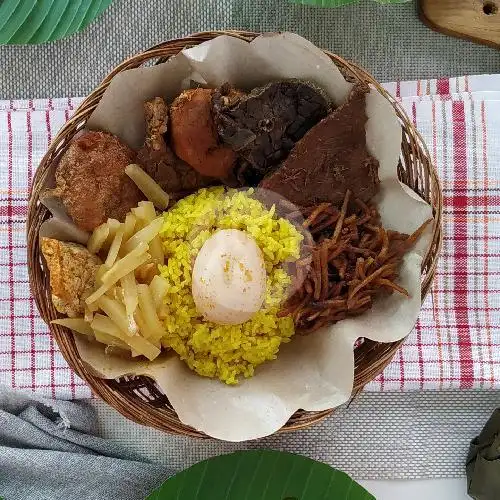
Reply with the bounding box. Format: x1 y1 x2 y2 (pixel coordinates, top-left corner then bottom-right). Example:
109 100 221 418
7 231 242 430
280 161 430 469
43 33 433 441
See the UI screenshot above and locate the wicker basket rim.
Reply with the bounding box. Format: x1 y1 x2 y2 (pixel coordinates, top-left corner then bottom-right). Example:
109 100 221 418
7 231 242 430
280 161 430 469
26 30 443 439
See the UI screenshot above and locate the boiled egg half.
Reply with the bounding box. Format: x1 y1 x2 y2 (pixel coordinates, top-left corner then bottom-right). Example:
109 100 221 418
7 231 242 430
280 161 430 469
192 229 267 325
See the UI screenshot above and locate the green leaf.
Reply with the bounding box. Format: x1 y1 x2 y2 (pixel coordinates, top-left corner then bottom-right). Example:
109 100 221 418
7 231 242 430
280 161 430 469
0 0 113 45
146 450 375 500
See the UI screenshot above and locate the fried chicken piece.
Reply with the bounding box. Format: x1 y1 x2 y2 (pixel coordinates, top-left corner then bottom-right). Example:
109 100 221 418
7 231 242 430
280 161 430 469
170 88 237 178
41 237 102 317
49 131 143 232
136 97 214 199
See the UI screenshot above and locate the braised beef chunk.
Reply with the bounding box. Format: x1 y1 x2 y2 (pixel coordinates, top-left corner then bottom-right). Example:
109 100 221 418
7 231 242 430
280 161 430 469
137 97 214 199
213 81 330 186
259 84 380 208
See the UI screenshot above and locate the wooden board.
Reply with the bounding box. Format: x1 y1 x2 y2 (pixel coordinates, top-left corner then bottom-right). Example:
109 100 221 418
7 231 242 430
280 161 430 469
419 0 500 48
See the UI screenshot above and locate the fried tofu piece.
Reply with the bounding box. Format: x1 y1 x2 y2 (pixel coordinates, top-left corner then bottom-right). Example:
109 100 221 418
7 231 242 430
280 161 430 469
41 237 102 317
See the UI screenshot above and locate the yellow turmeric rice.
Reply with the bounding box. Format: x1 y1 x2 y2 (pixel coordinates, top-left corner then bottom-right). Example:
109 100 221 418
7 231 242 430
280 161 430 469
158 187 303 384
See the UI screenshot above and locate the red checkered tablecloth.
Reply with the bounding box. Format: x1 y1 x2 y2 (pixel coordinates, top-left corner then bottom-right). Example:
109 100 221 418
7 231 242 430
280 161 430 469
1 75 499 399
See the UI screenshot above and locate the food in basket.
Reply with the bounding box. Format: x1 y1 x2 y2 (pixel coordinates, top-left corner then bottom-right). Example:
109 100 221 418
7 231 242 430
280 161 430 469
191 228 267 325
33 32 437 441
46 131 142 232
125 163 170 210
260 83 379 206
281 192 431 334
158 187 301 383
41 78 429 385
47 200 167 361
213 80 330 185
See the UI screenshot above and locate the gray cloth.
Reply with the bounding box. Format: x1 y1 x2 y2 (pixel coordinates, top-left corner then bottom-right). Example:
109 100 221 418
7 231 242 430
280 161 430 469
0 386 171 500
0 0 499 100
92 390 500 480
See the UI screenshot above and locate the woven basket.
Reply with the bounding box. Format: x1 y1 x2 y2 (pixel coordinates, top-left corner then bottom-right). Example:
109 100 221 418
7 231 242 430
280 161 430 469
27 30 443 438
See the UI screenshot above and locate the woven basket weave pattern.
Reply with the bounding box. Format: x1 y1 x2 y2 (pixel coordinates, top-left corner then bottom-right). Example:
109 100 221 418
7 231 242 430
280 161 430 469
27 31 442 438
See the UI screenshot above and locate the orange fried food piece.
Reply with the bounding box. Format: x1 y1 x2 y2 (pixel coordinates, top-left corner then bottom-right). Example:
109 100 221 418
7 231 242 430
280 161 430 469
170 88 236 178
137 97 214 199
52 131 143 232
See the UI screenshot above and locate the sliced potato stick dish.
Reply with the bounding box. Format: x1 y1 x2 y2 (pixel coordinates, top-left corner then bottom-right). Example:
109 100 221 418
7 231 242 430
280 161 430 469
51 199 169 361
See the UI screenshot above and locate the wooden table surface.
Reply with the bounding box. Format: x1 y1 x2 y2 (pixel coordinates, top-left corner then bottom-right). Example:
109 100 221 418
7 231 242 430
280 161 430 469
420 0 500 48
